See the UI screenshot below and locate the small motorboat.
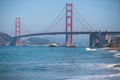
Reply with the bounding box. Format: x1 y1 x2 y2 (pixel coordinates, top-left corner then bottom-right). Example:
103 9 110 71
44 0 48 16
49 43 58 47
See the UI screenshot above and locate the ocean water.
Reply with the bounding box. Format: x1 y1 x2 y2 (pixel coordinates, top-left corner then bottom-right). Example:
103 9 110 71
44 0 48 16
0 46 120 80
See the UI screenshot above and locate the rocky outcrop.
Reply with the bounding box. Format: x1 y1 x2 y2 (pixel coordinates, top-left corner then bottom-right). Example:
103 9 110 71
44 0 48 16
113 64 120 67
109 37 120 48
0 32 12 46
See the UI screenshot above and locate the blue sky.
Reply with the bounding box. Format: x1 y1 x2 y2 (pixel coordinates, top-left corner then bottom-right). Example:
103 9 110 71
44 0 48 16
0 0 120 36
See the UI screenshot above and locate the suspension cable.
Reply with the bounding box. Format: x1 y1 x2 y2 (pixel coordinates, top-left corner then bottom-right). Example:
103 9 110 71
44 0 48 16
46 13 65 32
74 13 89 31
9 21 15 36
21 19 36 34
41 5 66 32
74 6 94 31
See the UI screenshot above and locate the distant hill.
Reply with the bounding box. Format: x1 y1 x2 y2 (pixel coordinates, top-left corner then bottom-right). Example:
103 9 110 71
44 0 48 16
23 37 50 46
0 32 12 46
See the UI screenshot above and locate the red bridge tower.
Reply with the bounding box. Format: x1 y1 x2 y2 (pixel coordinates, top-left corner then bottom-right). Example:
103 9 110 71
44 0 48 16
66 3 73 47
15 17 21 46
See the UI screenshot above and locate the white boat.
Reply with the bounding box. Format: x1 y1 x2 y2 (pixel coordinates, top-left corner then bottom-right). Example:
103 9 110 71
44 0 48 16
49 43 58 47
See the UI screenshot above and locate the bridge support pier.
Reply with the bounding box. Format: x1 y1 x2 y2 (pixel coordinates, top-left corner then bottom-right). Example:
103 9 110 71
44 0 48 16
9 37 17 46
89 32 97 48
89 31 110 48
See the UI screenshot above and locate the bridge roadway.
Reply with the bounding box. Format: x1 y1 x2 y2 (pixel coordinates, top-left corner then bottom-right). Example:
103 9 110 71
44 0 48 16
15 31 120 38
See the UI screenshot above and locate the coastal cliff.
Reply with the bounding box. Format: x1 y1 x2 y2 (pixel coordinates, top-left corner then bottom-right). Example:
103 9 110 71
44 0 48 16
109 37 120 51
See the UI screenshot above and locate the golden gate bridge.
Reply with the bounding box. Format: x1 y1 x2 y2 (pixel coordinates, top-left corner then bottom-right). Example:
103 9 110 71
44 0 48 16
10 3 120 47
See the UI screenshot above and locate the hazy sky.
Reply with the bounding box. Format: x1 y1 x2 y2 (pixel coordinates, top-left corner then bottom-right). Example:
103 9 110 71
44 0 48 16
0 0 120 36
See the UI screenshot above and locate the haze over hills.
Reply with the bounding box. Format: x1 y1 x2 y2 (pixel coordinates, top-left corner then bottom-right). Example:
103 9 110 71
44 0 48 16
23 37 50 46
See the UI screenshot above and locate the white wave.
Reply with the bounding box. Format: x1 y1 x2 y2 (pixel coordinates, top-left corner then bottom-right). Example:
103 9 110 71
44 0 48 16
108 50 118 53
85 47 97 51
59 73 120 80
60 74 119 80
100 63 114 68
108 73 120 77
100 63 120 71
99 47 110 50
113 53 120 58
58 63 119 70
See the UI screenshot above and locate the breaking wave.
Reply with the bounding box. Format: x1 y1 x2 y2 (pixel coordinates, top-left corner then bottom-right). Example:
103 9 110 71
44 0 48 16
85 47 97 51
113 53 120 58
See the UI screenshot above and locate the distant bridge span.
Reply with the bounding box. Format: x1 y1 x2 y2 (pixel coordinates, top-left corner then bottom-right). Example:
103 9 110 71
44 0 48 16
10 31 120 46
15 31 120 38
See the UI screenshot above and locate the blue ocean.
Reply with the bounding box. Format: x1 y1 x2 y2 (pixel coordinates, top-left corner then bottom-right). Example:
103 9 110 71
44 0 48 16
0 46 120 80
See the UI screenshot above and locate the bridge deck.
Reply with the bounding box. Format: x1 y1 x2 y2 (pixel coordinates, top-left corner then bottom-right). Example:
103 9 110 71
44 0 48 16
15 31 120 38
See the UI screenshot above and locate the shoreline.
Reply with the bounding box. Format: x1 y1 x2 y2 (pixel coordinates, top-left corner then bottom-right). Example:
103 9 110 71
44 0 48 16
113 64 120 67
106 47 120 68
108 47 120 52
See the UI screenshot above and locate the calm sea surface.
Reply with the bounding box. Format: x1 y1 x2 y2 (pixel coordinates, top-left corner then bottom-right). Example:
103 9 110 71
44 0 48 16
0 46 120 80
